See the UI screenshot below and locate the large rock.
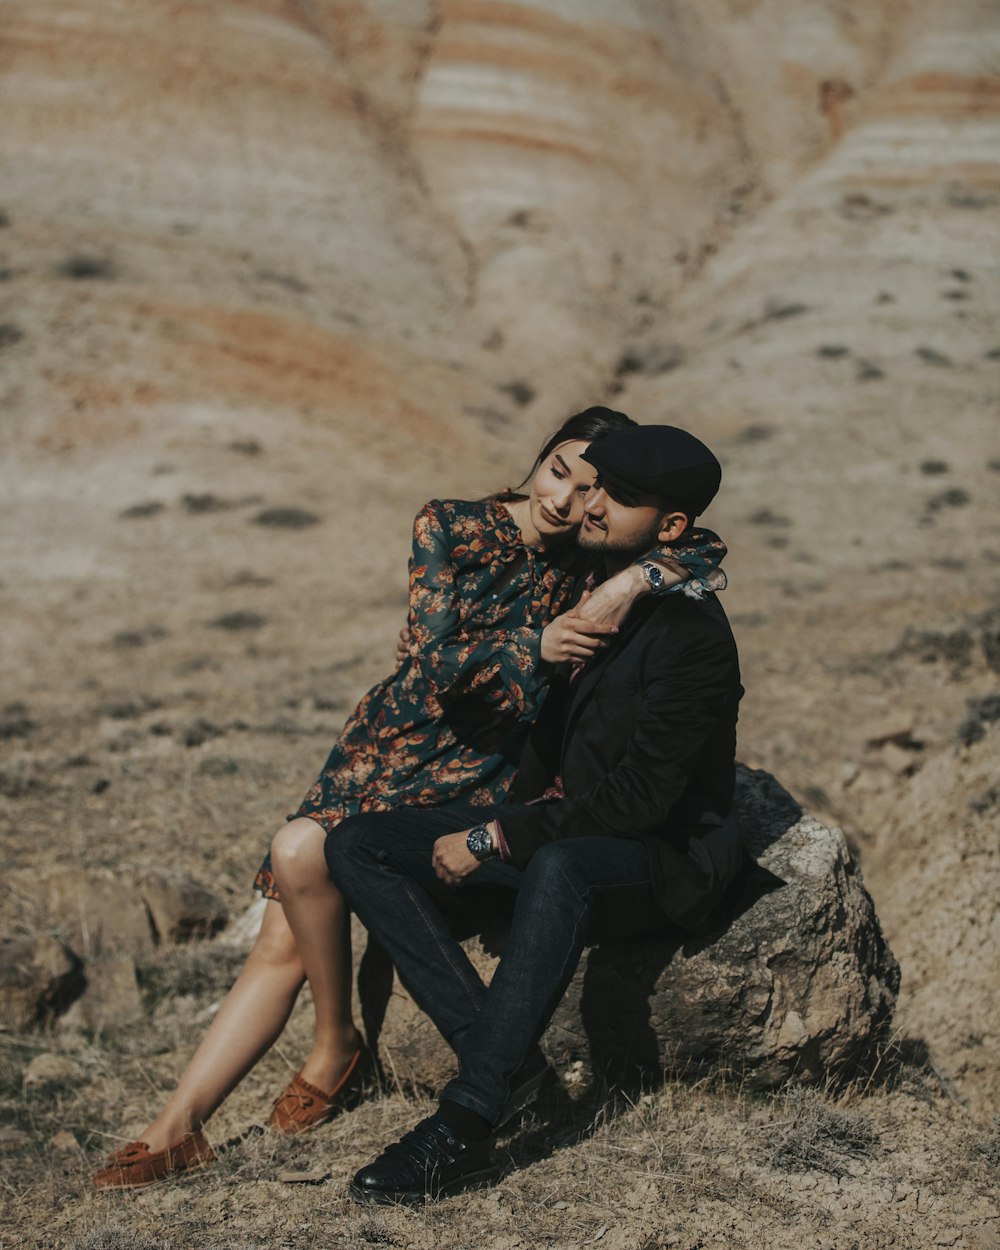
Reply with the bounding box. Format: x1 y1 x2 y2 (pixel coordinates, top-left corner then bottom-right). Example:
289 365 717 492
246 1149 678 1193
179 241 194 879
0 935 85 1029
545 767 900 1088
18 867 154 957
138 869 228 943
366 766 899 1092
11 866 229 952
59 956 145 1031
0 868 224 1034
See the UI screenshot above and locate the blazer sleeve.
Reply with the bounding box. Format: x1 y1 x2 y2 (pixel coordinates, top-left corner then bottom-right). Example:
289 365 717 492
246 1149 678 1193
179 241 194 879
498 628 739 866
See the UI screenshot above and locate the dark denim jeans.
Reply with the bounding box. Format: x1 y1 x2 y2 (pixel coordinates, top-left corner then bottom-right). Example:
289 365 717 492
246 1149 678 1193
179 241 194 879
327 805 667 1125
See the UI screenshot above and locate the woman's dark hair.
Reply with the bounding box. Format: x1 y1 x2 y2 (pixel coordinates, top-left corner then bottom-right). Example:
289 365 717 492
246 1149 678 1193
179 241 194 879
502 406 637 497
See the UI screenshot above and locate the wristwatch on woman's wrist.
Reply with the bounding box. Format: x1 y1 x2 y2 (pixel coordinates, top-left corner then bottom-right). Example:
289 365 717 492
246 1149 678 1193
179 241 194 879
466 823 498 862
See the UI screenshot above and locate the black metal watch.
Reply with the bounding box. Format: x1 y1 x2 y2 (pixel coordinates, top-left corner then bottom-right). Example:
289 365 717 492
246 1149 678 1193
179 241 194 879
641 561 666 592
466 823 498 862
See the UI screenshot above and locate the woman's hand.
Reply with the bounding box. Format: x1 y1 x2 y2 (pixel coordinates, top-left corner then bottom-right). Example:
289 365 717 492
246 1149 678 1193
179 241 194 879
395 624 412 666
432 830 483 885
541 607 618 664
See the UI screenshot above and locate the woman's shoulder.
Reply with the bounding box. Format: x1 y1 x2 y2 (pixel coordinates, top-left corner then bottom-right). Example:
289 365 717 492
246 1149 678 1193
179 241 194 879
414 496 513 533
412 496 521 557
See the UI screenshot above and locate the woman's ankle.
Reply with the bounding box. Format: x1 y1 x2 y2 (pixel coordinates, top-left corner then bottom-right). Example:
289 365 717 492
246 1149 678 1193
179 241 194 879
298 1033 364 1091
141 1109 199 1152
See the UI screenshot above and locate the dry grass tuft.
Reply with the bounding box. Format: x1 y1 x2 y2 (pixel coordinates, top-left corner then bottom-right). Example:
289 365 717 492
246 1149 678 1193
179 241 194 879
135 943 247 1011
768 1084 878 1176
68 1229 163 1250
971 1114 1000 1167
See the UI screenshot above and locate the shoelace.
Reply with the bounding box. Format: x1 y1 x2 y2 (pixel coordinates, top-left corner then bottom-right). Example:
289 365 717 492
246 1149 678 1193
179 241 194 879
382 1120 461 1170
286 1089 315 1108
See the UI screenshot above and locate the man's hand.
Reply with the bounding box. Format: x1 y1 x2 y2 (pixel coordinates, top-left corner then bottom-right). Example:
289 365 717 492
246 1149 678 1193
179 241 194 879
574 562 684 630
541 606 618 664
432 829 486 885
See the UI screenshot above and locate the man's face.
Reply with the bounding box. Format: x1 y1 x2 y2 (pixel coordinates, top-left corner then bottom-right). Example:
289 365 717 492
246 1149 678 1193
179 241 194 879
577 481 686 556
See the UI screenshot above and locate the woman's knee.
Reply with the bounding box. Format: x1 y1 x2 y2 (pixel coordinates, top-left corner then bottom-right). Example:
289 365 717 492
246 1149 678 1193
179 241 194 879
270 818 328 889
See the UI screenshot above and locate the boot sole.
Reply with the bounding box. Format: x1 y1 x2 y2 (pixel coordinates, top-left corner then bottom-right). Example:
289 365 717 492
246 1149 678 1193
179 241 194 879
348 1162 502 1206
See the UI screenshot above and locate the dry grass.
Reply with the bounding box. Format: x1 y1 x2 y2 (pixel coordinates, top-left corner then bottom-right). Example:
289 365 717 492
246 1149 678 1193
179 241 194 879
1 677 998 1250
2 1010 996 1250
767 1085 878 1176
63 1233 161 1250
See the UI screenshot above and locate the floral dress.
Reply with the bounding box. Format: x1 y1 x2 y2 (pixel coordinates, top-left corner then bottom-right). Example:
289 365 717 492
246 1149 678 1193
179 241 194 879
253 496 727 898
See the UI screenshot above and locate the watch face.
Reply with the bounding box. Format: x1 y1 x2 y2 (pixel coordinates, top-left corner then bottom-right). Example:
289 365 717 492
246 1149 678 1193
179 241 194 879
467 825 493 860
644 562 664 591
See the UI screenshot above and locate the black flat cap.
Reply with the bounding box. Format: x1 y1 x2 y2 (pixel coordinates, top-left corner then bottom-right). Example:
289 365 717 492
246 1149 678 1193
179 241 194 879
581 424 721 516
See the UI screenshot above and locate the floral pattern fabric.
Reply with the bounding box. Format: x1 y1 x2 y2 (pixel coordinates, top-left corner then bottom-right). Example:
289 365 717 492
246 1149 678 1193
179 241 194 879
253 496 726 899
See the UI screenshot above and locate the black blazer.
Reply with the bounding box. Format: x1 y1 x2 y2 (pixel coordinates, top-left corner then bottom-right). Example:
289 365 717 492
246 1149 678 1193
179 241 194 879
500 590 745 933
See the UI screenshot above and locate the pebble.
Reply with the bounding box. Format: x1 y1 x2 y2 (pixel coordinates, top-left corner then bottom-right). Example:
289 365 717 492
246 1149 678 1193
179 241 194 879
881 742 917 776
23 1053 84 1090
862 711 916 746
277 1169 329 1184
49 1130 81 1153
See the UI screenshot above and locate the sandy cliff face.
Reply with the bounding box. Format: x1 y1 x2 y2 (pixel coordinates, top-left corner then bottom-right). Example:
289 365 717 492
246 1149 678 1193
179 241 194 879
1 0 998 1113
403 0 933 394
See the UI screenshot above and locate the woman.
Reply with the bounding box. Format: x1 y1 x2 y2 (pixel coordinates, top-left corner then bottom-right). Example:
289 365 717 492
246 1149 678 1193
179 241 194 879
93 407 726 1187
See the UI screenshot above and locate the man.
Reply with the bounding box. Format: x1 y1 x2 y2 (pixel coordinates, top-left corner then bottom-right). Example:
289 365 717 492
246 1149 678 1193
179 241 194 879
327 423 746 1205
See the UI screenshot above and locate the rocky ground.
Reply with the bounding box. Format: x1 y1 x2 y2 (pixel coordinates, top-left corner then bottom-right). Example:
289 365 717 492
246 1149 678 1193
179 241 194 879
1 1 998 1247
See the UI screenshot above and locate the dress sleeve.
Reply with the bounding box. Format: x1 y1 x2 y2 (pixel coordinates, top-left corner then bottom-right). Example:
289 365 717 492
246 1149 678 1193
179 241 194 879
407 502 546 722
636 527 728 600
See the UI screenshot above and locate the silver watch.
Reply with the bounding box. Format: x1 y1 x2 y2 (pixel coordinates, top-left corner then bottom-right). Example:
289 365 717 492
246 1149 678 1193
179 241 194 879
641 561 666 592
466 823 498 862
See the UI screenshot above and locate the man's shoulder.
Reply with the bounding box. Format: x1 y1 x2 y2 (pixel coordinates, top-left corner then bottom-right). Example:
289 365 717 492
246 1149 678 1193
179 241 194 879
646 587 734 633
633 591 738 665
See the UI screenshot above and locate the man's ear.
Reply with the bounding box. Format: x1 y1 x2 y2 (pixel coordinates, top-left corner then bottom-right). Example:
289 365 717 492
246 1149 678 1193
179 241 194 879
657 510 690 543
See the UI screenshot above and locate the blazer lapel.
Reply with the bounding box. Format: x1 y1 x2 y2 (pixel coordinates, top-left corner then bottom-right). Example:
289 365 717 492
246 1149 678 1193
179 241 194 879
560 596 661 753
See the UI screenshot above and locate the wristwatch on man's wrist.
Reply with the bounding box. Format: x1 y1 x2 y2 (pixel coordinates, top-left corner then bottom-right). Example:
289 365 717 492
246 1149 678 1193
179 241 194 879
466 822 498 862
640 561 666 593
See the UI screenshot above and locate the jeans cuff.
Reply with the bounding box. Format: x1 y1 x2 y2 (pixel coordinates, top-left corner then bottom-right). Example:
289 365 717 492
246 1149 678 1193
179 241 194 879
438 1080 502 1126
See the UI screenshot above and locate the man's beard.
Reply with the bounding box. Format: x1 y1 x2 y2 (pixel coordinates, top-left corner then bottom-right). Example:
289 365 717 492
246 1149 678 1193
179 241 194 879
576 515 664 559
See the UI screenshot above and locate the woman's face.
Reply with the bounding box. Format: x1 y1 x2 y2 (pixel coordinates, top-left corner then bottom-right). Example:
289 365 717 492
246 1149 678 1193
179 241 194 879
527 439 598 542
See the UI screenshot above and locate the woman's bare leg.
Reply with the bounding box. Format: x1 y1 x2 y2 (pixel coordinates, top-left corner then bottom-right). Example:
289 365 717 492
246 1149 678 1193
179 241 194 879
139 897 305 1152
269 818 363 1091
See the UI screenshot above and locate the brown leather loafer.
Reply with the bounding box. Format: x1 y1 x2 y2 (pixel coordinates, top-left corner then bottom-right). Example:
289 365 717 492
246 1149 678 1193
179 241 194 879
92 1129 216 1189
269 1047 373 1136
